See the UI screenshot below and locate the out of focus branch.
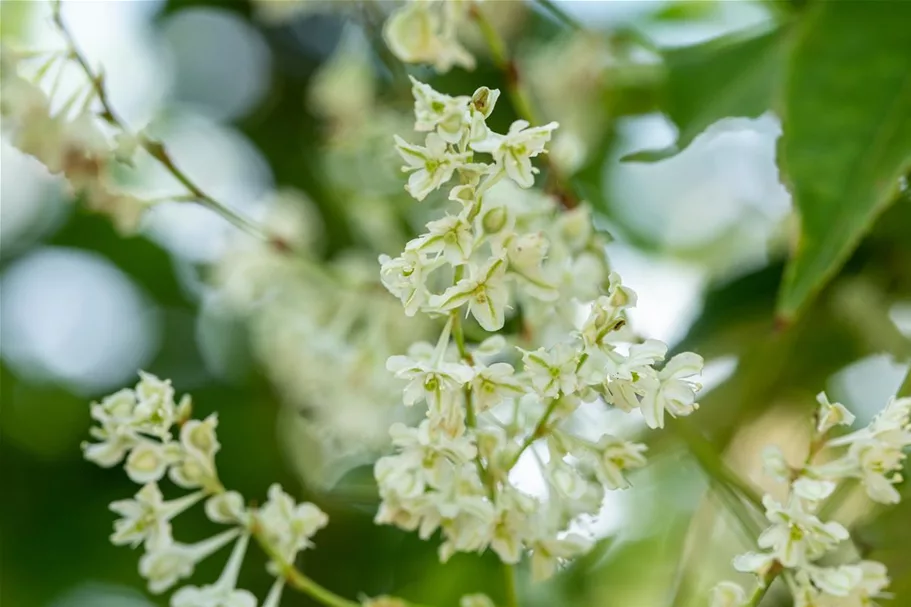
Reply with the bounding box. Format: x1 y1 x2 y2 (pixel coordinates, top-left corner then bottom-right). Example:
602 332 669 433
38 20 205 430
469 3 580 209
51 2 297 255
535 0 582 30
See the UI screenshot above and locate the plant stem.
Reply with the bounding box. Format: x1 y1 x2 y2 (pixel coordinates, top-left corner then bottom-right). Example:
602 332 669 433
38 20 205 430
508 398 560 469
535 0 583 30
251 525 360 607
468 3 578 209
503 562 520 607
743 563 782 607
51 2 296 255
670 419 764 510
711 478 764 541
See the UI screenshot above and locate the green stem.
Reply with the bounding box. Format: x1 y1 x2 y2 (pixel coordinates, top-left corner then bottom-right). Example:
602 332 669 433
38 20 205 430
711 478 764 542
508 398 560 469
670 419 764 510
535 0 583 30
250 520 358 607
503 562 520 607
743 564 782 607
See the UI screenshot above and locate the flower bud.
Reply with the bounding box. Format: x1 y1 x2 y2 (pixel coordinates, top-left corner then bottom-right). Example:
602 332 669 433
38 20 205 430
761 445 791 481
482 206 507 234
470 86 500 118
126 442 169 484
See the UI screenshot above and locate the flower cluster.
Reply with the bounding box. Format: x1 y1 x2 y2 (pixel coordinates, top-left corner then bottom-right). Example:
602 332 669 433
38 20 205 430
214 192 435 488
1 45 150 232
711 392 910 607
375 78 704 579
384 1 477 73
83 374 330 607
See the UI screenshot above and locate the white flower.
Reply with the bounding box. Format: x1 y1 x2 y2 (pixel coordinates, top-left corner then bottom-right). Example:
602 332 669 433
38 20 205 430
507 232 558 301
0 71 50 122
432 258 511 331
790 569 823 607
580 274 636 353
816 560 890 607
375 455 426 500
639 352 703 429
83 388 154 468
460 594 495 607
710 581 747 607
437 492 497 562
468 86 501 144
823 396 911 504
386 350 473 411
133 372 177 439
139 529 241 594
472 120 559 188
258 484 329 562
732 551 777 578
408 214 474 264
761 445 792 481
585 434 648 490
168 417 221 491
829 396 911 449
792 477 837 503
380 420 477 491
409 77 471 144
521 343 579 399
395 133 470 201
171 534 256 607
488 491 535 564
757 494 849 567
85 187 150 234
205 491 248 525
110 483 204 549
804 564 863 597
816 392 856 435
470 362 524 412
113 131 140 164
384 2 475 73
181 413 220 458
851 441 906 504
529 532 591 581
474 334 507 359
379 249 432 317
125 440 173 484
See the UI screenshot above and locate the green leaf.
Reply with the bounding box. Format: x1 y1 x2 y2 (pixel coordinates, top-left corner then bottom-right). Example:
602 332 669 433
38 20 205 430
776 1 911 320
622 26 787 162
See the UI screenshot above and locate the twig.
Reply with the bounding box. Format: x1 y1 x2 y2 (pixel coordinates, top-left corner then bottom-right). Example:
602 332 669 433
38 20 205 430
51 2 296 255
469 3 579 209
535 0 583 30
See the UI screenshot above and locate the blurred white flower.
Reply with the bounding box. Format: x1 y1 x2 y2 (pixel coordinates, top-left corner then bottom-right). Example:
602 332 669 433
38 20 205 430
170 534 256 607
139 529 242 594
709 581 747 607
258 484 329 563
110 483 204 550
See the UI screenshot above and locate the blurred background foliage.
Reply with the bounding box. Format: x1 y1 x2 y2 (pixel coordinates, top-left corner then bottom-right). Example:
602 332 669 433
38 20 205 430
2 1 911 606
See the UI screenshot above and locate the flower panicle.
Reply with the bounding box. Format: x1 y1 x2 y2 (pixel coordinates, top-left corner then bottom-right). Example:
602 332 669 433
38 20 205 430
711 392 909 606
83 373 329 607
375 78 705 579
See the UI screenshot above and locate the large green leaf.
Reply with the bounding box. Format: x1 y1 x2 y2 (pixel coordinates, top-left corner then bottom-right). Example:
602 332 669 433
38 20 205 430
622 26 787 162
776 1 911 320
